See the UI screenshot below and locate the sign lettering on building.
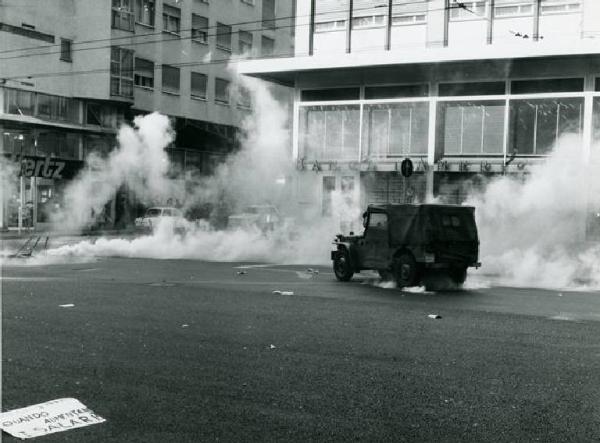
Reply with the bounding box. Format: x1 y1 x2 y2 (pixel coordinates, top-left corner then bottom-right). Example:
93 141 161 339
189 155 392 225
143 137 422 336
11 154 84 180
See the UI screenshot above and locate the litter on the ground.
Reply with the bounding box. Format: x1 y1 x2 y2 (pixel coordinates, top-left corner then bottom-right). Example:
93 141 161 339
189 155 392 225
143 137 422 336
269 344 276 349
181 324 189 328
0 398 105 439
59 304 75 308
428 314 442 319
236 271 247 275
307 268 319 274
272 290 294 296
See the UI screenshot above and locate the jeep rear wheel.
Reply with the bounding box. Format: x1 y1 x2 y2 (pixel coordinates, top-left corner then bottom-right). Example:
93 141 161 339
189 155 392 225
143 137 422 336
449 266 467 285
393 252 419 287
333 249 354 282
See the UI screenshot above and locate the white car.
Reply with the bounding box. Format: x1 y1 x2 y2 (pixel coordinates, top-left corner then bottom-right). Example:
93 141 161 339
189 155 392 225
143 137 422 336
134 207 186 233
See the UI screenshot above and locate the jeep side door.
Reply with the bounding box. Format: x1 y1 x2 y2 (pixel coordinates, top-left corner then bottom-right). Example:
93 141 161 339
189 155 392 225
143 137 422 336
360 211 390 269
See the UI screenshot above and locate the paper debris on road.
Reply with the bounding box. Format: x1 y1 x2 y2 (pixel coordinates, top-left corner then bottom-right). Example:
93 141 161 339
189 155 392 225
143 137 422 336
269 344 276 349
236 271 247 275
428 314 442 319
181 324 189 328
58 304 75 308
0 398 105 439
272 290 294 296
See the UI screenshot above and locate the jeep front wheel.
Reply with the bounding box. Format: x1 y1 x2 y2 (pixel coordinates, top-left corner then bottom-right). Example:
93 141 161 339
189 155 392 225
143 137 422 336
333 249 354 282
393 252 419 287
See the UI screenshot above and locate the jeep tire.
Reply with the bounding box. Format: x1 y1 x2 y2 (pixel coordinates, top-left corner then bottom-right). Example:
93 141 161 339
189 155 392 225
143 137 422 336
449 266 467 285
333 249 354 282
393 252 419 287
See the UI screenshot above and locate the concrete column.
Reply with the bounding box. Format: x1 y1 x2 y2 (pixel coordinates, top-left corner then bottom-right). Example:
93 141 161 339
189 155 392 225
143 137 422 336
427 0 447 48
426 82 437 202
582 0 600 39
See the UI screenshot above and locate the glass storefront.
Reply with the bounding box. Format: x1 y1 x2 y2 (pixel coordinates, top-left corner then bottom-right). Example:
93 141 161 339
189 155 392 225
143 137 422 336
437 100 505 156
299 105 360 161
508 97 583 155
362 102 429 158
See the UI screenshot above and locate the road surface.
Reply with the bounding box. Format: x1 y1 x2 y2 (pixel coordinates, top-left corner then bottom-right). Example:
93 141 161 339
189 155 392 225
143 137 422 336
2 257 600 441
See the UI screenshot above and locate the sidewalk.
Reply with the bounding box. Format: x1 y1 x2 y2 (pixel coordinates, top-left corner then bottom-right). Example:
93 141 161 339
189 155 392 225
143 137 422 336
0 228 136 240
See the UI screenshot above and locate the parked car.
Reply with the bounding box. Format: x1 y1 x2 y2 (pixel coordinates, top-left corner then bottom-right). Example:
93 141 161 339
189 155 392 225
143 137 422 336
331 204 481 287
134 207 186 234
227 205 283 233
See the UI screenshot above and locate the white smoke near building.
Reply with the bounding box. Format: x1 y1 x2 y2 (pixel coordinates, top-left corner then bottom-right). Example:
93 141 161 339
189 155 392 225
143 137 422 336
467 134 600 289
51 112 180 231
33 73 351 265
0 158 19 231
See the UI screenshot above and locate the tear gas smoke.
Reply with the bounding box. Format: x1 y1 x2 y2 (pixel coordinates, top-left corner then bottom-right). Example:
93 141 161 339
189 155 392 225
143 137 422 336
52 112 179 231
467 134 600 289
30 74 349 265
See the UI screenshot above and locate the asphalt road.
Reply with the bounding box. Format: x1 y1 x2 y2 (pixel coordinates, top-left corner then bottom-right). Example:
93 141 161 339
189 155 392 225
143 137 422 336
2 257 600 442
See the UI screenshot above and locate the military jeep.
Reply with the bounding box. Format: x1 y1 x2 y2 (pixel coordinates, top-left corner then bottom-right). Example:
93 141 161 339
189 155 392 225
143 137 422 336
331 204 480 287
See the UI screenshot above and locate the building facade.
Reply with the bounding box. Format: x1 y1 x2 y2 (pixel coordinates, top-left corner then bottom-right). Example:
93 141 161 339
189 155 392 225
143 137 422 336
0 0 294 230
240 0 600 234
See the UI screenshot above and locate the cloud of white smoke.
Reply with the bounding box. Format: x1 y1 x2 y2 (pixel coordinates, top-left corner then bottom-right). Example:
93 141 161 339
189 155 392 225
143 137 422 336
467 134 600 289
51 112 179 231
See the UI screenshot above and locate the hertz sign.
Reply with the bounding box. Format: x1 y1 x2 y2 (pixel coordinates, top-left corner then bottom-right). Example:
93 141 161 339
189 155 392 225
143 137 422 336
15 155 84 180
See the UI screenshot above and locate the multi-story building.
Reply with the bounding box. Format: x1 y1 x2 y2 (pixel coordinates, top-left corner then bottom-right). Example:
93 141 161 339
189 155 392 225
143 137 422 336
240 0 600 232
0 0 294 230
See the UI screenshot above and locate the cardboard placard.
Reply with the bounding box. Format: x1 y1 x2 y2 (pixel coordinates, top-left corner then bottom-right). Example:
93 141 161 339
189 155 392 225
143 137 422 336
0 398 105 439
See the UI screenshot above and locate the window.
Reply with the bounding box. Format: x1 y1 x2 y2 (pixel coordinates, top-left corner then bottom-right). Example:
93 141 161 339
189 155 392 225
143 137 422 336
134 57 154 89
391 0 428 26
439 82 506 96
262 0 275 29
86 103 122 128
110 47 134 98
60 38 72 62
0 22 54 43
134 0 155 26
540 0 581 15
192 14 208 43
438 101 505 155
301 88 360 102
363 103 429 157
352 15 385 29
299 105 360 161
314 20 346 33
261 36 274 56
37 132 79 159
368 213 388 230
4 89 34 115
238 30 253 54
365 84 429 99
112 0 134 31
237 86 251 108
494 1 533 17
1 130 35 155
392 14 426 25
215 78 230 104
162 65 180 94
36 94 75 122
162 4 181 34
216 23 232 51
191 72 207 99
449 1 486 20
509 98 583 155
511 78 584 94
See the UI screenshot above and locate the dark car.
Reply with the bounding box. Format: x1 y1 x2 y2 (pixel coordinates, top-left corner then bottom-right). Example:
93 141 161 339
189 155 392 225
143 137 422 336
331 204 480 287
